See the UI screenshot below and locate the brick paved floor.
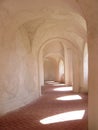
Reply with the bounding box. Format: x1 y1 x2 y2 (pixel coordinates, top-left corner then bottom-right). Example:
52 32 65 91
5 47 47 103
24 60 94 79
0 82 88 130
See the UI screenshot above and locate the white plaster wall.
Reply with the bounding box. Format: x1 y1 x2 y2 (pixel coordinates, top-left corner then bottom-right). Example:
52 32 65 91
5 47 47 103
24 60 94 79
64 43 83 92
72 52 80 92
87 2 98 129
0 29 39 115
67 48 73 85
44 58 58 81
78 0 98 129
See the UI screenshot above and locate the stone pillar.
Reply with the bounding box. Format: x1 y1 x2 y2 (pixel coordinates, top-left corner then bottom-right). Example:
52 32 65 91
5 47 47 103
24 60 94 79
64 47 73 85
67 48 73 85
72 52 80 92
78 0 98 128
64 47 70 85
39 51 44 89
88 38 98 130
86 1 98 130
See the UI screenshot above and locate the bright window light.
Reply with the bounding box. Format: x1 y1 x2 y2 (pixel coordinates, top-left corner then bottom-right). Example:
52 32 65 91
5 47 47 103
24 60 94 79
84 43 88 87
56 95 82 101
40 110 85 125
59 60 64 77
54 87 73 91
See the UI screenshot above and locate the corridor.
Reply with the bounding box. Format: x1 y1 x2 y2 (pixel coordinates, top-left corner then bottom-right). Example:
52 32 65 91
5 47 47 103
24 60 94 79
0 82 88 130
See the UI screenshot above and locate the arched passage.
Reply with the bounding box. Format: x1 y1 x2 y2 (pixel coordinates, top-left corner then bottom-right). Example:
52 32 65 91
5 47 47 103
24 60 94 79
0 0 87 115
38 37 83 94
44 57 58 82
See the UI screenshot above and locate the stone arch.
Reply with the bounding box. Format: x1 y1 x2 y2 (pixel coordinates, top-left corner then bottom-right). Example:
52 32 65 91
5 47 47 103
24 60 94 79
44 52 64 83
38 37 82 94
38 37 82 58
2 9 87 45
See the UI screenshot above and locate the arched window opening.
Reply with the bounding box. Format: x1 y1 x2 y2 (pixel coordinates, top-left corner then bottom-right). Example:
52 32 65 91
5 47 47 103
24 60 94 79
83 43 88 90
59 59 64 83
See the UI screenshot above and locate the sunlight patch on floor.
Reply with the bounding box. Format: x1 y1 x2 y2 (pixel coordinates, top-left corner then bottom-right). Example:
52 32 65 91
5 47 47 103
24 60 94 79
40 110 85 124
53 83 65 86
54 87 73 91
56 95 82 101
45 81 55 84
45 81 65 86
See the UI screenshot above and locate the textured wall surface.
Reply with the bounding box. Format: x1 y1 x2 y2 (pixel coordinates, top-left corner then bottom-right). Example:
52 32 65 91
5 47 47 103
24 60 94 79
0 29 39 115
44 58 58 81
78 0 98 129
1 0 98 130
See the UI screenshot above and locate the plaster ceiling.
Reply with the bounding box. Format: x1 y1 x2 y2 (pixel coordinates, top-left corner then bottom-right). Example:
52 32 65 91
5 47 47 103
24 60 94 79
1 0 87 58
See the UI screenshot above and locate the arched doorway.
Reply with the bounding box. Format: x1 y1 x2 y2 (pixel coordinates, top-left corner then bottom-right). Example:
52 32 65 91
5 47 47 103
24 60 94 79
83 43 88 92
59 59 64 83
44 57 58 83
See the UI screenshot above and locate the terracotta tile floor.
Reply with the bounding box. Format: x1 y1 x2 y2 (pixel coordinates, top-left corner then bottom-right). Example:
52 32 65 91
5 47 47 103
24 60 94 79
0 83 88 130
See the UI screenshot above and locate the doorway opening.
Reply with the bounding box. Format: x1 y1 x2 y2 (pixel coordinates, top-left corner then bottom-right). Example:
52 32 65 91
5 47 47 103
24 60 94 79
59 59 64 83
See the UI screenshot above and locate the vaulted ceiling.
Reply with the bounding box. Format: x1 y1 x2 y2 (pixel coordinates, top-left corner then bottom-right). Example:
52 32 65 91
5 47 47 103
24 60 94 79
0 0 87 59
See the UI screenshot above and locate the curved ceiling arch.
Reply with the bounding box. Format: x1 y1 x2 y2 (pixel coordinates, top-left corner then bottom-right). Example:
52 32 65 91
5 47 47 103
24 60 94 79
44 53 64 62
3 12 87 45
66 12 87 30
38 37 82 60
32 25 86 50
22 12 87 43
43 41 64 57
44 53 64 63
2 0 87 45
2 0 83 16
2 11 45 44
30 21 86 40
3 7 86 33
